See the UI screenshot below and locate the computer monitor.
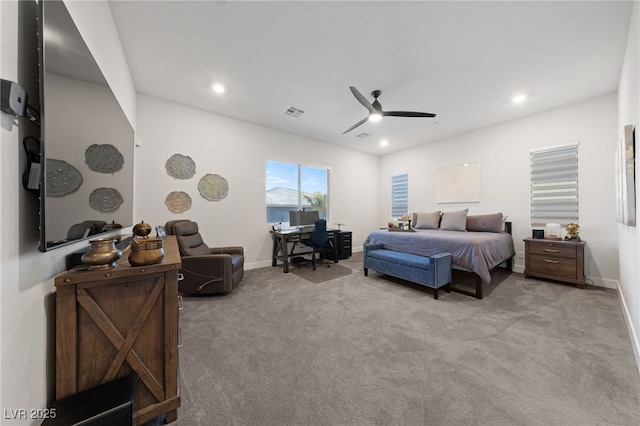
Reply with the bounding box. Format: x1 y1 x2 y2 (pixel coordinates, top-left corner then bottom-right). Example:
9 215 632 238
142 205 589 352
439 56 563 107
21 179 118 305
289 210 319 227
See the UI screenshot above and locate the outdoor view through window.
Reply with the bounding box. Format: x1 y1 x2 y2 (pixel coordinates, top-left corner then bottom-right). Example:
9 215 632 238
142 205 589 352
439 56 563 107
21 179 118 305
266 160 328 224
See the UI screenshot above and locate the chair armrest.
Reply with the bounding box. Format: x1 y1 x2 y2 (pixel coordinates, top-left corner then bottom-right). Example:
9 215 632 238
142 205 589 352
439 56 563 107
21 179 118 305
363 242 384 257
210 246 244 256
182 254 232 270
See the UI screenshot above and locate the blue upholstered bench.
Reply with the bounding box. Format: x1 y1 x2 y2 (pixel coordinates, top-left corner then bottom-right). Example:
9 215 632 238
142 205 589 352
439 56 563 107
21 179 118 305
363 243 452 299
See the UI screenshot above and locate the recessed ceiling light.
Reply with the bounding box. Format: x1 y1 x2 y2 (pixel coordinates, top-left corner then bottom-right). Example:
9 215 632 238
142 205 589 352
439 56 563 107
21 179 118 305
380 139 389 147
512 94 527 104
212 83 226 94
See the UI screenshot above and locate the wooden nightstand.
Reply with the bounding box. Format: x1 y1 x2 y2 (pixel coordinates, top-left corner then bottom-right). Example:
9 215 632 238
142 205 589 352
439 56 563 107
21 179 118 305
524 238 586 288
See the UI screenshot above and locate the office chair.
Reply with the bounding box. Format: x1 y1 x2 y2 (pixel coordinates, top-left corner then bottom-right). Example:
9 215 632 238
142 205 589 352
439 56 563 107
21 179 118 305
301 219 330 270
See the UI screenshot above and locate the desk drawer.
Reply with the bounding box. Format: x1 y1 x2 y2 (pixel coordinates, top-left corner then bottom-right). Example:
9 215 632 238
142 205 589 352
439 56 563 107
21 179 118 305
528 243 576 258
529 254 578 279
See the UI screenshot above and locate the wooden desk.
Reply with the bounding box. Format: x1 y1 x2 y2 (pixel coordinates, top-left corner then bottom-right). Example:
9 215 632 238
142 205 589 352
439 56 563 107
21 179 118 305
270 228 340 273
55 236 181 425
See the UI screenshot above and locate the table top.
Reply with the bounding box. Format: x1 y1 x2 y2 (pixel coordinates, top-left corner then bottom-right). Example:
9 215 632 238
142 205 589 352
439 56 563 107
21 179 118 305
523 237 585 245
271 228 340 235
55 235 181 287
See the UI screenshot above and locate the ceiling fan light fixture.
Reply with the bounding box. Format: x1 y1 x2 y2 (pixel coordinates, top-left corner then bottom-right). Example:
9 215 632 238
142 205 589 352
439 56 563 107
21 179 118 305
343 86 437 134
212 83 226 94
512 94 527 104
369 112 382 122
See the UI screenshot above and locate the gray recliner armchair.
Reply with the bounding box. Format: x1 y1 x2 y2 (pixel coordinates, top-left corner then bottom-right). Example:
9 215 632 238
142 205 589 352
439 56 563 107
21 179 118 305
166 220 244 295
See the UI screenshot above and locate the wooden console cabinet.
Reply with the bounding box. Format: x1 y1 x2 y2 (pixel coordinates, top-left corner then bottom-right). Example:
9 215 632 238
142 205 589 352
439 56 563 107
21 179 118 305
524 238 585 288
55 236 182 425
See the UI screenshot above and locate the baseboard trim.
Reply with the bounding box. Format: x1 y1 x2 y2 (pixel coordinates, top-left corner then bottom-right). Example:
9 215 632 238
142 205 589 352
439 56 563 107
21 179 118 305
589 277 618 289
617 283 640 376
245 260 273 270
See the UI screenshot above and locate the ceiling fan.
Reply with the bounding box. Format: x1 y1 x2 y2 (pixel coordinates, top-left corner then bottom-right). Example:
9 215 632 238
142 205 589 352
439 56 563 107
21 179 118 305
343 86 437 134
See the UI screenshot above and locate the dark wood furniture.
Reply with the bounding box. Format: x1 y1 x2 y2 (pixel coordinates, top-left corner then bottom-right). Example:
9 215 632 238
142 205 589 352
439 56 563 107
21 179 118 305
524 238 585 288
55 236 182 425
271 228 340 273
336 231 352 259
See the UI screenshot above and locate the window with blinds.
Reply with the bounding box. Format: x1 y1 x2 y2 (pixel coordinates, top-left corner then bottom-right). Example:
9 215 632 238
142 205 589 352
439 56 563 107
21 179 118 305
530 143 579 226
391 173 408 219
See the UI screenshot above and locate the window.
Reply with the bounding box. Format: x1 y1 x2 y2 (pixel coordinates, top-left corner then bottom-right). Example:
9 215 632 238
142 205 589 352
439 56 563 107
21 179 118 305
391 173 408 219
530 143 579 226
265 160 328 223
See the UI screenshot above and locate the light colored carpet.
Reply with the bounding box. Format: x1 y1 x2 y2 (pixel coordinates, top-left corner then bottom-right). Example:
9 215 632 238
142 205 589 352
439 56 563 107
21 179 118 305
290 262 353 284
173 252 640 425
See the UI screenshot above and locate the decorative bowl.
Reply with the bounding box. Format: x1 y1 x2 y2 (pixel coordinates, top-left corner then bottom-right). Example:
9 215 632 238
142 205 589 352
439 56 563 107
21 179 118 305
81 237 123 269
128 237 165 266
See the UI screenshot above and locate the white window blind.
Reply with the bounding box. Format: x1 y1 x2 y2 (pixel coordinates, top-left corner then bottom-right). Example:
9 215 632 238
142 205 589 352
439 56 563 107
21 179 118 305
530 143 579 226
391 173 408 219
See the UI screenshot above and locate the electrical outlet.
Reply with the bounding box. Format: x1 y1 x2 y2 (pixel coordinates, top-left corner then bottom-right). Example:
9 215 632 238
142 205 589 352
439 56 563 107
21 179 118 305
517 251 524 259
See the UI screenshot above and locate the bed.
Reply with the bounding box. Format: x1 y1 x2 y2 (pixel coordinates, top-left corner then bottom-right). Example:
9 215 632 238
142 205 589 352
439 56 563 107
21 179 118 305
363 211 515 299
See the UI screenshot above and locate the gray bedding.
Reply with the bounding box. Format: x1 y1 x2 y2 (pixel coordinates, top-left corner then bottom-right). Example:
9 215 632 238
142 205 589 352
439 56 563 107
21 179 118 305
363 229 515 283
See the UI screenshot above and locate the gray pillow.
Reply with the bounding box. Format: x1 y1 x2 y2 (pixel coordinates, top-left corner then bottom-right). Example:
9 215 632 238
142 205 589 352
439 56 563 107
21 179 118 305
440 209 469 231
413 211 441 229
466 213 504 233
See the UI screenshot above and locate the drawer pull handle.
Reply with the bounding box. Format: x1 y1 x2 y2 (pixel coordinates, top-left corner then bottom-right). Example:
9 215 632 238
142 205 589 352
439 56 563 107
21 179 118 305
178 295 184 311
178 329 183 348
544 249 560 253
544 259 560 264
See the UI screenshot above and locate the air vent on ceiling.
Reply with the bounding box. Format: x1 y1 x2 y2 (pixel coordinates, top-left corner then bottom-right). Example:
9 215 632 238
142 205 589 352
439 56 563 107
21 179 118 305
356 132 372 139
284 107 305 118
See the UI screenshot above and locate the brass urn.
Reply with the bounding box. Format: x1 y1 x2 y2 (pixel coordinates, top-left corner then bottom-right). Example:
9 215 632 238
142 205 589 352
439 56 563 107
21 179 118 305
132 220 152 238
81 237 123 269
127 220 164 266
128 238 165 266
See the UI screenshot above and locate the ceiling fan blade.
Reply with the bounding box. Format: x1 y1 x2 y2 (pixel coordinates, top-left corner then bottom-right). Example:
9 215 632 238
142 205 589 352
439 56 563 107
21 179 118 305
349 86 375 113
383 111 437 118
342 117 369 134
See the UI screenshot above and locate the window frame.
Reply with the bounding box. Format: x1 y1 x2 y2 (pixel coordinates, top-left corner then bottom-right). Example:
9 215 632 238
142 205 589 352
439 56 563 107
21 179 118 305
391 172 409 220
265 160 329 224
530 142 579 227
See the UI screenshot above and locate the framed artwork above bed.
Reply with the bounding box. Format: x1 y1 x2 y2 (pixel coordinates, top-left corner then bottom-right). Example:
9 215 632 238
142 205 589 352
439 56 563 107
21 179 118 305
437 162 481 203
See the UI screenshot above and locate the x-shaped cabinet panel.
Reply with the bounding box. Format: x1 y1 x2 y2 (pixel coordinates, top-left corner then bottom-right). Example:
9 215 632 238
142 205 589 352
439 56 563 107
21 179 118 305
56 237 181 425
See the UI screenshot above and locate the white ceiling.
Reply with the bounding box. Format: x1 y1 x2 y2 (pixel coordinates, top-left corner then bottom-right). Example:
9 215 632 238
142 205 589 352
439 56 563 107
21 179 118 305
108 0 633 155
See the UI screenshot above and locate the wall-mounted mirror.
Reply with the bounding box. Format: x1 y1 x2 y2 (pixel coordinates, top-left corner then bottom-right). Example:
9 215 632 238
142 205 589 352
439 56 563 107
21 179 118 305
40 0 134 251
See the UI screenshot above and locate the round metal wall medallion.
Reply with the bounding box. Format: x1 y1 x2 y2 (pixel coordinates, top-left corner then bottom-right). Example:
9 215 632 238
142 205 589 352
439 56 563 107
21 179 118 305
198 173 229 201
166 154 196 179
165 191 192 213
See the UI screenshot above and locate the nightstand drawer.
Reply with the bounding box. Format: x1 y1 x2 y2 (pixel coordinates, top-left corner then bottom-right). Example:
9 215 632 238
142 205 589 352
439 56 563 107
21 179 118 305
523 238 585 287
529 254 578 279
528 243 576 258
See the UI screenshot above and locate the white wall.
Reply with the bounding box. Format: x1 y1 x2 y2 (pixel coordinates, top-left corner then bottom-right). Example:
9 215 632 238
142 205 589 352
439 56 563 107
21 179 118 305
0 1 134 424
379 94 620 288
617 1 640 371
134 95 380 268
